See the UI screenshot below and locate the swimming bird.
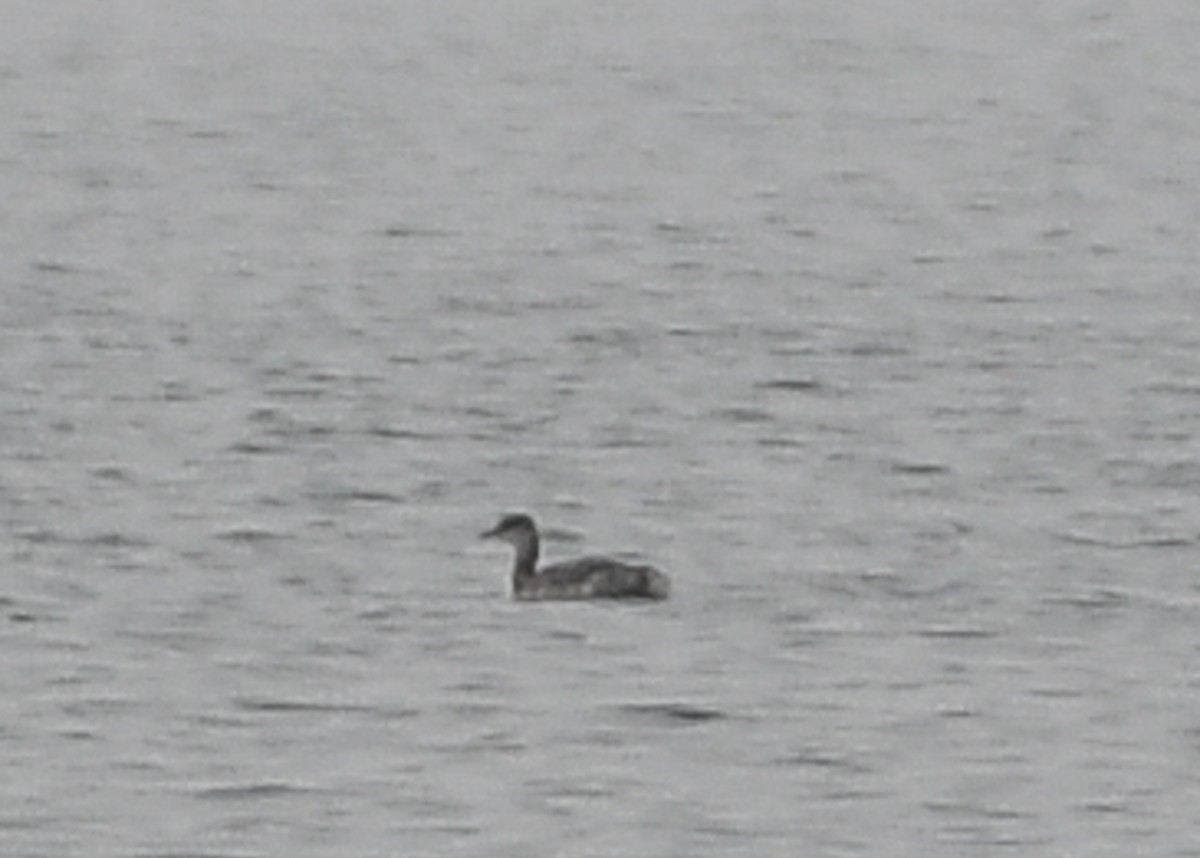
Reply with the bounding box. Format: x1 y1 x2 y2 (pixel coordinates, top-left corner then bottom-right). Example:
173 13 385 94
480 513 670 601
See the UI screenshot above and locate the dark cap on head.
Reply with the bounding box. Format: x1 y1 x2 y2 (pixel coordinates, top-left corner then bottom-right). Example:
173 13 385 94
480 513 536 539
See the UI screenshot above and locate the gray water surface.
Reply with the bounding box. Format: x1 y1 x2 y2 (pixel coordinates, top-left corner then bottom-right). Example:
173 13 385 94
3 2 1200 855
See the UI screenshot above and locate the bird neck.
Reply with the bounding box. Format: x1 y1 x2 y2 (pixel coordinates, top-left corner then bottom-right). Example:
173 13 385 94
510 530 540 580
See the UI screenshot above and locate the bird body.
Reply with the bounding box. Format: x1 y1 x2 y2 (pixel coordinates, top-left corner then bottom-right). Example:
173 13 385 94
481 513 670 601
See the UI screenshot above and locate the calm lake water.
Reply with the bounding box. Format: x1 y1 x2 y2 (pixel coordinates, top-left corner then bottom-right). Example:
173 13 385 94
3 2 1200 855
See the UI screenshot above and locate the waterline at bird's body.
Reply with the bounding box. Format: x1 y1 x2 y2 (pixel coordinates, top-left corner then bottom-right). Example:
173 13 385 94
480 513 670 601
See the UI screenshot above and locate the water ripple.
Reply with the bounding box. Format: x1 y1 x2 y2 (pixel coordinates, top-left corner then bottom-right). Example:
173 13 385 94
213 527 287 545
614 702 729 724
232 697 376 715
194 781 313 800
1052 530 1195 550
754 378 823 392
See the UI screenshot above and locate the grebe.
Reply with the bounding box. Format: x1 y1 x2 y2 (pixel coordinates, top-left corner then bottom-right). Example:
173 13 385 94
480 513 670 601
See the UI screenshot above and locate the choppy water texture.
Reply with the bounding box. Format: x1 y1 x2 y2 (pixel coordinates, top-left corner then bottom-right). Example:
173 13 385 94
3 2 1200 855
